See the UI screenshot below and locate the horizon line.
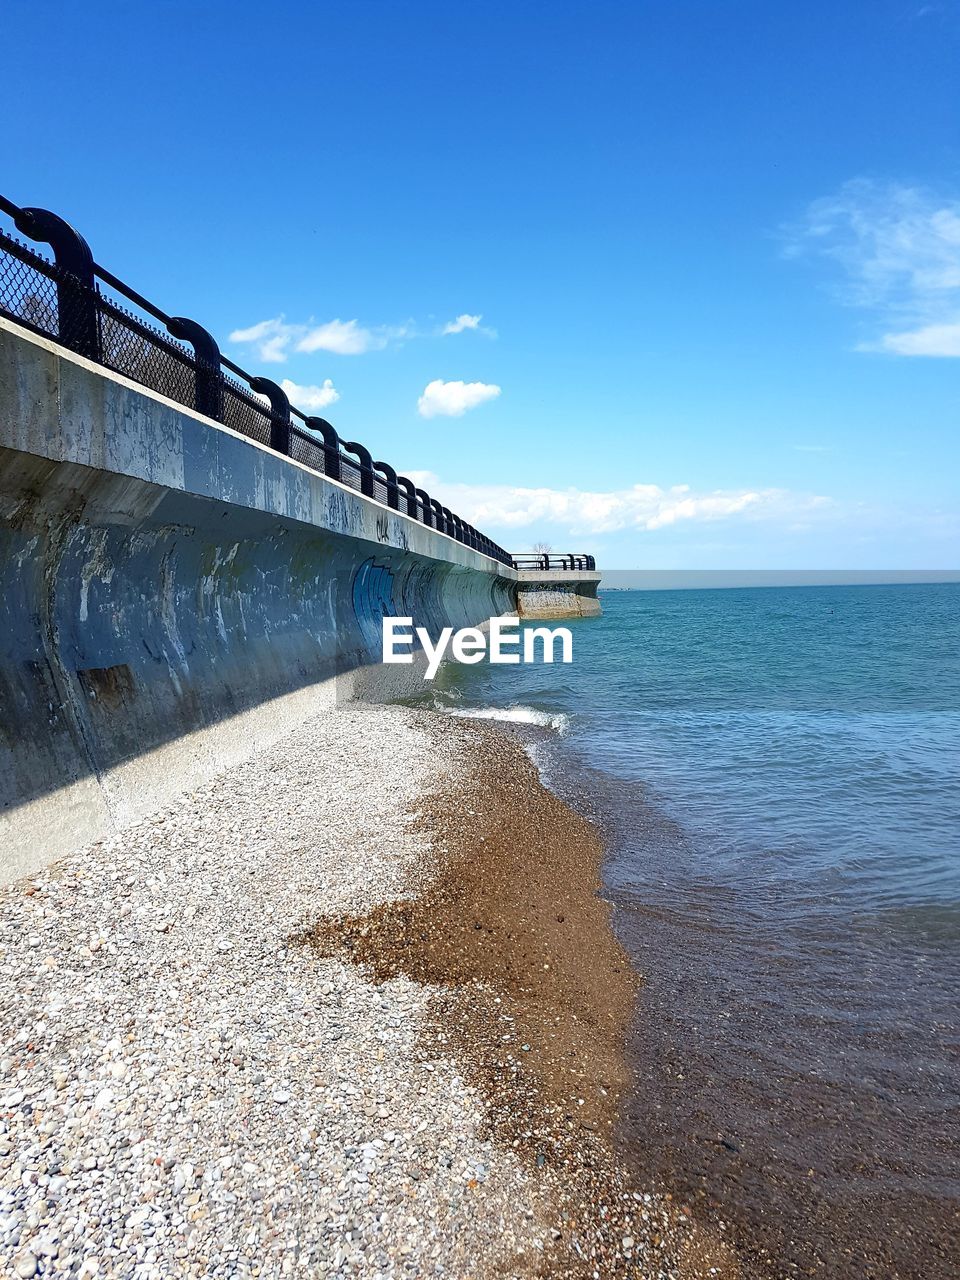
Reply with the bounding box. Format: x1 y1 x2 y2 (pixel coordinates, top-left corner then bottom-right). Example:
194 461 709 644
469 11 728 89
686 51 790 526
599 570 960 591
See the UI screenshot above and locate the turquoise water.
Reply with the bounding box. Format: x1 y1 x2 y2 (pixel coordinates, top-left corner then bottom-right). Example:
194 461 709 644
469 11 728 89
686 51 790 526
436 583 960 926
420 583 960 1277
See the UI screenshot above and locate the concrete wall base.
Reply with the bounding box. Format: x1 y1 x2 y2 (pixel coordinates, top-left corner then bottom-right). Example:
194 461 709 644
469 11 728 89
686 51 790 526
2 659 437 883
516 571 602 619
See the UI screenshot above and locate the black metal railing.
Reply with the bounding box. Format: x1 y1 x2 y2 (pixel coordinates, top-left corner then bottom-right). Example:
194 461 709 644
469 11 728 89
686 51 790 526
511 553 597 571
0 194 513 568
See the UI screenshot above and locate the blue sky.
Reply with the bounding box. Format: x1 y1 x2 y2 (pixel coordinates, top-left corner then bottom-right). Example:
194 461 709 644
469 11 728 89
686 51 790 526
3 0 959 568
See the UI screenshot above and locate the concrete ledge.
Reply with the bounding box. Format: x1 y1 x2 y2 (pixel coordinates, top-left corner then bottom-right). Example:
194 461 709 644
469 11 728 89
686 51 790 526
0 317 513 579
516 570 602 619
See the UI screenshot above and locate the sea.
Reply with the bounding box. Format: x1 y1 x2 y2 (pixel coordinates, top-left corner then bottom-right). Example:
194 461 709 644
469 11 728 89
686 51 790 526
414 582 960 1279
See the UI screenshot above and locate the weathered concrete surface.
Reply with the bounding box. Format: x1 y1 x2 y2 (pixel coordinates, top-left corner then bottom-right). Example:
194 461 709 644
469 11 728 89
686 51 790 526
516 569 602 619
0 318 517 879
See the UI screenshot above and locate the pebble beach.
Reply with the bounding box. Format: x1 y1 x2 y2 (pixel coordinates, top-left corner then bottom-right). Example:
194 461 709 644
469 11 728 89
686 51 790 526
0 701 707 1279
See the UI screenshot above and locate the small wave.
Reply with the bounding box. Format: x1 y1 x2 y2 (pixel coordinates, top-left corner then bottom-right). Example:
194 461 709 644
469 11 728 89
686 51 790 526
448 705 570 734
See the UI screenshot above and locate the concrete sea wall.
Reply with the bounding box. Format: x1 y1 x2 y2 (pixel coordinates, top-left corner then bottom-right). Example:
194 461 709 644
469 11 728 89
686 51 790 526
0 318 516 879
516 570 602 619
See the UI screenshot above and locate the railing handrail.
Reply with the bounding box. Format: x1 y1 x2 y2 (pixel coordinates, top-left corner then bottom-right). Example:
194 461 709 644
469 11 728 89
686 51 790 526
0 194 514 568
510 553 597 572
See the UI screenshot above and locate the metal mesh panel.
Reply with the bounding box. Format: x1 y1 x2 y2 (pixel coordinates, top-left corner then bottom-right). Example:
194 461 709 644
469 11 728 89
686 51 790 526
98 297 196 411
0 230 98 358
221 375 273 448
0 232 65 339
289 427 328 476
339 458 363 494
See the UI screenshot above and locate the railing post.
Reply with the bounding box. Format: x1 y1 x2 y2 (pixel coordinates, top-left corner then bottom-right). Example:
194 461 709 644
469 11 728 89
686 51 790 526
416 489 434 527
250 377 291 454
305 416 341 481
430 499 447 533
167 317 222 421
16 207 100 361
374 461 400 510
396 476 419 519
442 507 456 540
343 441 375 497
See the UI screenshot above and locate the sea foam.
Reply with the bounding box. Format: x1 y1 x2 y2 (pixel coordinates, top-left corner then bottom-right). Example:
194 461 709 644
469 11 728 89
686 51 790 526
448 705 570 734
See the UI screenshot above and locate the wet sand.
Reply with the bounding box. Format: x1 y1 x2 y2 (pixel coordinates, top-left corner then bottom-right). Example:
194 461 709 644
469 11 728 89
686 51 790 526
299 712 741 1278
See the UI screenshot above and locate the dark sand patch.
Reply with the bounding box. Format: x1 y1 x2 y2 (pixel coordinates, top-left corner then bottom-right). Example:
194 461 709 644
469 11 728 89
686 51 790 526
296 714 742 1278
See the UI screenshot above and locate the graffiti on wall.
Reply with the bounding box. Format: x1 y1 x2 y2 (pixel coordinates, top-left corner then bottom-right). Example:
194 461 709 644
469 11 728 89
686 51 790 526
351 557 397 656
376 514 409 552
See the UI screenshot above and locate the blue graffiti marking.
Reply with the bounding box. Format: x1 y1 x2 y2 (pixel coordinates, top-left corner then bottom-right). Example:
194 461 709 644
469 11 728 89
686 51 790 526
352 558 397 655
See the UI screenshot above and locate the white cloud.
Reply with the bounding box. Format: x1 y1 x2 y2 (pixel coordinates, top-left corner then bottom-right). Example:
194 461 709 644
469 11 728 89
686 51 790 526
417 379 501 418
228 317 295 363
229 312 493 361
229 315 406 362
296 319 381 356
442 313 482 334
786 179 960 355
874 321 960 356
440 313 497 338
279 378 340 411
403 472 830 535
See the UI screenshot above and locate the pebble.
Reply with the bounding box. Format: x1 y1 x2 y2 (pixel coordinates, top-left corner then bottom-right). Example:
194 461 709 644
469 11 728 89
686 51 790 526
0 703 549 1277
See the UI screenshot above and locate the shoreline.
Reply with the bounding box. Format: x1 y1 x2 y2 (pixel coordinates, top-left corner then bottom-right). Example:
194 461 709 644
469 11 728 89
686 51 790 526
301 711 656 1275
0 698 726 1278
